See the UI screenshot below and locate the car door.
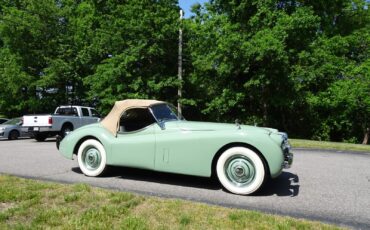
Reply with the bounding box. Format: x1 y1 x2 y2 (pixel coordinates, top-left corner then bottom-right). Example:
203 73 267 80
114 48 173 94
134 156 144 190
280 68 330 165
109 108 156 170
153 122 216 177
80 107 92 127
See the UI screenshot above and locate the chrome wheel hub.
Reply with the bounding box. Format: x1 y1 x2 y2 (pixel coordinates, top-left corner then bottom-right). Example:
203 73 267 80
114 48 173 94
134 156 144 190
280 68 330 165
234 166 245 177
83 147 101 170
225 155 255 187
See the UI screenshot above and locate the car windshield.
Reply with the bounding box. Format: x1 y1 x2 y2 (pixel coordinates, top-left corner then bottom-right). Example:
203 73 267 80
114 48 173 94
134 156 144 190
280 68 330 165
3 118 21 125
150 104 179 122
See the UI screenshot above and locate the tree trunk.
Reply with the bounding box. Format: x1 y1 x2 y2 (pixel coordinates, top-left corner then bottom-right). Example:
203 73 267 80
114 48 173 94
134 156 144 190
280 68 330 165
362 128 369 145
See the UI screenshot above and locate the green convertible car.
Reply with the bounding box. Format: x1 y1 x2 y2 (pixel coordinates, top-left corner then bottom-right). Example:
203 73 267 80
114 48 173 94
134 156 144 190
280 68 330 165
57 99 293 195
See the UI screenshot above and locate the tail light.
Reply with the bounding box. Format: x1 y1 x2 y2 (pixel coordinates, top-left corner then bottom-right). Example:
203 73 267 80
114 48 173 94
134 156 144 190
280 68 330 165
48 117 53 125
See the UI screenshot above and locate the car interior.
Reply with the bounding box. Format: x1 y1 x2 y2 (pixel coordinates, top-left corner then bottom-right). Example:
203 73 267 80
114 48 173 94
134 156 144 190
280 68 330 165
119 108 156 132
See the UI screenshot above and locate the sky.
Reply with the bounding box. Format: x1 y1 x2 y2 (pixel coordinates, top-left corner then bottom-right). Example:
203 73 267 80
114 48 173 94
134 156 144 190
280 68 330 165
178 0 208 18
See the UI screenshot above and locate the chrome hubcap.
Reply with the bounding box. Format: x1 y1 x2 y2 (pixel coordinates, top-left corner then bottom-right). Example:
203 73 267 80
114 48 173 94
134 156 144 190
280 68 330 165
225 155 255 187
82 147 101 170
235 166 245 177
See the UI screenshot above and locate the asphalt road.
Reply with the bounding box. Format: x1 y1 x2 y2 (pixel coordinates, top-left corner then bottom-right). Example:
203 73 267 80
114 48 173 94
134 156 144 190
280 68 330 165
0 138 369 229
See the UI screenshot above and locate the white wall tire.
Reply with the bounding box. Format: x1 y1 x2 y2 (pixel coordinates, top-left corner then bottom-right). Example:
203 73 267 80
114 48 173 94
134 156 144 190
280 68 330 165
216 147 265 195
77 139 107 177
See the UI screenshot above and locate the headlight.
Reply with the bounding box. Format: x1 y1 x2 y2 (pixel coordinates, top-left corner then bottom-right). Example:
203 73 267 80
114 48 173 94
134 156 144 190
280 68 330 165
0 127 5 131
280 132 292 152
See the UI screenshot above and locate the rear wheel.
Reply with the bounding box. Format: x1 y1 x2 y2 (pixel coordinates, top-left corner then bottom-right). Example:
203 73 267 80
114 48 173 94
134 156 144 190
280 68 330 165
61 124 73 138
34 133 47 142
8 130 19 140
216 147 266 195
77 139 107 177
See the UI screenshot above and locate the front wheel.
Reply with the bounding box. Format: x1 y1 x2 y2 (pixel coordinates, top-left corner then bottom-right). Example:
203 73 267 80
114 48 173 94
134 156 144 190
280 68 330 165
216 147 266 195
77 139 107 177
8 130 19 140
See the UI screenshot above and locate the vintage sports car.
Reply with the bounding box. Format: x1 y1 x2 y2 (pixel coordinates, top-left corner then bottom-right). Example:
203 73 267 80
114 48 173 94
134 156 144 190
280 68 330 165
58 99 293 195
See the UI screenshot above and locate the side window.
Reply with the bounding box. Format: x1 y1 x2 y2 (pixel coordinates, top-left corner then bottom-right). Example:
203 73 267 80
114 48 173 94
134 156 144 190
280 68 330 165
119 108 155 132
81 108 89 116
90 109 100 118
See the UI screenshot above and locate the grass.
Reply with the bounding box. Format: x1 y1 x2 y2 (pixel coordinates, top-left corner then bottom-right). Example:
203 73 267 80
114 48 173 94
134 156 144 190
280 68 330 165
290 139 370 153
0 175 343 230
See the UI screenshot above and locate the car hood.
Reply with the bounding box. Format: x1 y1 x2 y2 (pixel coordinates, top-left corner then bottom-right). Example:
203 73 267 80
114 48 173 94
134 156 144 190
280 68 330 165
0 125 16 129
172 121 277 134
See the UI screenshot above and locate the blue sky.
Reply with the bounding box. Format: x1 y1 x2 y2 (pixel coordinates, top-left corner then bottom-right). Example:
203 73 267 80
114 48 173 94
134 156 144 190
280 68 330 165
178 0 208 18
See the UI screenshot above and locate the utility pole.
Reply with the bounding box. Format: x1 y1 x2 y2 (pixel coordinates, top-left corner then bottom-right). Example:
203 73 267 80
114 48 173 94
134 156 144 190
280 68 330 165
177 9 183 117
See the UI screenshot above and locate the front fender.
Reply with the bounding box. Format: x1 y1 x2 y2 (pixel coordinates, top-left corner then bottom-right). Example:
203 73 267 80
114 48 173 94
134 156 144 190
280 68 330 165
58 123 114 160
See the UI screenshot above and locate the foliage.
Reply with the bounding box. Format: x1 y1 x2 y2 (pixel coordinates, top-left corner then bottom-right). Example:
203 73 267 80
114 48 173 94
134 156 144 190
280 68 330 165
0 0 369 143
184 0 370 143
0 0 179 115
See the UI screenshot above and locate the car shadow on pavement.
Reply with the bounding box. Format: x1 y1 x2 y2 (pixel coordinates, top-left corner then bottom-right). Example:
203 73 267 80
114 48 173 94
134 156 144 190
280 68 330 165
72 166 221 190
34 139 56 142
254 172 300 197
72 167 299 196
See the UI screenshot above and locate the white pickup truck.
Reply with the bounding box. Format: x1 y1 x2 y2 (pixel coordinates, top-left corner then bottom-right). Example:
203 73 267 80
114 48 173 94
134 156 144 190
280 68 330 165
23 105 100 141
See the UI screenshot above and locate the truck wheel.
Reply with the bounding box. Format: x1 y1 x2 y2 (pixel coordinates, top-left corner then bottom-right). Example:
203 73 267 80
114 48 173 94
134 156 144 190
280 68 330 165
8 130 19 140
61 124 73 138
34 133 47 142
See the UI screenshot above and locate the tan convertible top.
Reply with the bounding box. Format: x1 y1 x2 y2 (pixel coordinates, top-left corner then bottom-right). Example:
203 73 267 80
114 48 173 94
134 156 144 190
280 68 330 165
101 99 164 135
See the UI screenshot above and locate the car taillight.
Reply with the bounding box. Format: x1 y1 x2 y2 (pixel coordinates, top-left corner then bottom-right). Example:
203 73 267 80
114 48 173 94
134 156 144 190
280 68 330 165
48 117 53 125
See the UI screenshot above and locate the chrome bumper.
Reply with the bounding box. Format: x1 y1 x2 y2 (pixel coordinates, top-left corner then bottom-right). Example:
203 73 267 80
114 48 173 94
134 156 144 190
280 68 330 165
280 132 293 169
283 150 293 169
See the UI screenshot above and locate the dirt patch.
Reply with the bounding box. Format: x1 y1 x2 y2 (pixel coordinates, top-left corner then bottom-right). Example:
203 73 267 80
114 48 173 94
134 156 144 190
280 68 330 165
0 202 14 212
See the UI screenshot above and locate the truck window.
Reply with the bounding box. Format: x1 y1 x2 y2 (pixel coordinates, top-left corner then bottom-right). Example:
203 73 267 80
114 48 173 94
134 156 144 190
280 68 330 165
90 109 100 118
81 108 90 117
55 107 78 116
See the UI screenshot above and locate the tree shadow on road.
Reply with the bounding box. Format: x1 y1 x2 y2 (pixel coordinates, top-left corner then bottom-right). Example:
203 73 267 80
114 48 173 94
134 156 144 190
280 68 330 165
72 166 299 196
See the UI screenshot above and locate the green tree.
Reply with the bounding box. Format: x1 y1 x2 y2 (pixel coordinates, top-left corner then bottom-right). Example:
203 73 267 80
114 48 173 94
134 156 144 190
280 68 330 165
186 0 369 143
83 0 180 114
185 1 319 127
0 0 180 116
0 0 68 114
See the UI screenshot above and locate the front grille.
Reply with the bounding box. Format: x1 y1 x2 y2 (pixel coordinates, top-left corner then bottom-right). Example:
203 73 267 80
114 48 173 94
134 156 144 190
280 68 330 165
280 132 293 168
